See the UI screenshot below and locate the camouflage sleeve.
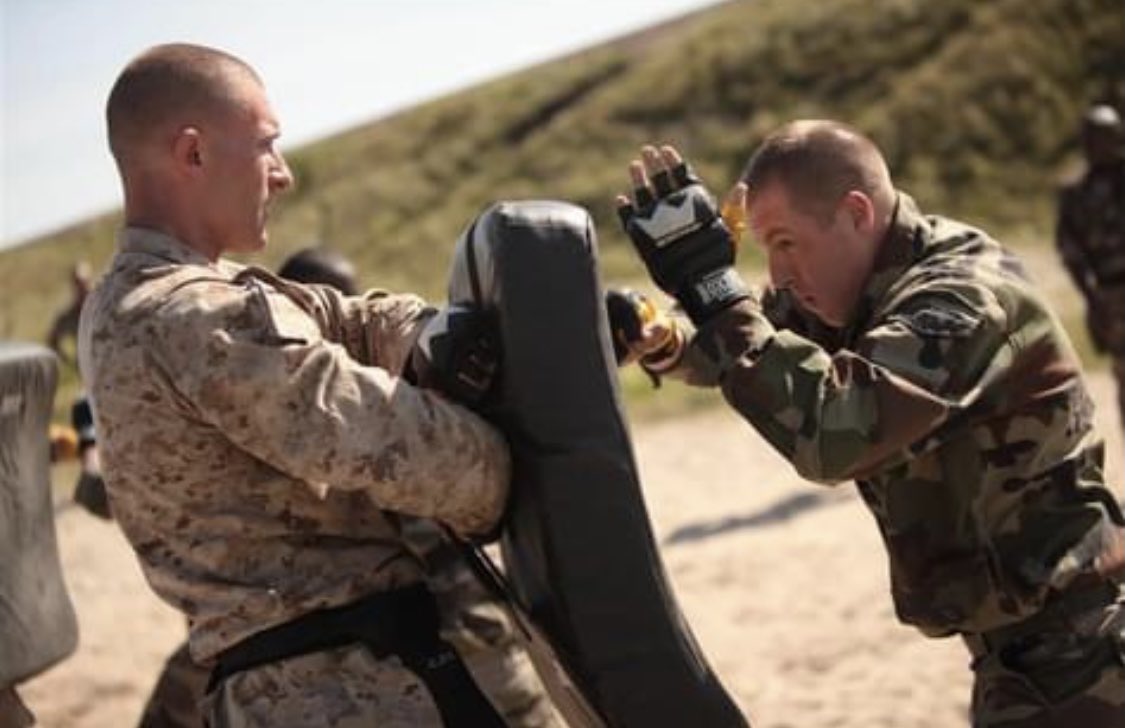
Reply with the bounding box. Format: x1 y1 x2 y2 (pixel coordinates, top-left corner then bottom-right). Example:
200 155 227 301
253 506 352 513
649 286 842 388
152 276 509 537
249 269 433 373
1055 187 1094 298
760 286 845 344
695 281 1009 484
638 310 721 388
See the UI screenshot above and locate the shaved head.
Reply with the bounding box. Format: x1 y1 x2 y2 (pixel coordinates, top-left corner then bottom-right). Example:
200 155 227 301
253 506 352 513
106 43 292 259
741 120 895 221
106 43 261 168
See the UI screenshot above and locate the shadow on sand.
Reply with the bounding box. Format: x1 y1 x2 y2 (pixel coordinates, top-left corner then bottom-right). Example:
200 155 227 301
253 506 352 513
663 490 849 546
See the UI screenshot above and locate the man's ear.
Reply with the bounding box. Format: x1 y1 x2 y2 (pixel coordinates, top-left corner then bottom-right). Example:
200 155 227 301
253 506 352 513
841 190 875 234
171 126 204 176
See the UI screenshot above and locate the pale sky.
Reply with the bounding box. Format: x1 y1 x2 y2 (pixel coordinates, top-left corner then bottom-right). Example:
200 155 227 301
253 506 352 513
1 0 715 248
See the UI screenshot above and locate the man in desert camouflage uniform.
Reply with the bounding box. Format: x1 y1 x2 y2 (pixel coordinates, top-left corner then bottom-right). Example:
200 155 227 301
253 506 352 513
80 44 515 727
129 247 559 728
1056 104 1125 432
615 121 1125 726
276 247 560 728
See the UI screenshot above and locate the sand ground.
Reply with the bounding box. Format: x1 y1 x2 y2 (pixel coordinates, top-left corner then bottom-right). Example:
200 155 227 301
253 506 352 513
18 368 1124 728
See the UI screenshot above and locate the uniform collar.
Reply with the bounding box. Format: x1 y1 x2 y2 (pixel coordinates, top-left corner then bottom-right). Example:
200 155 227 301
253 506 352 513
118 226 217 268
842 192 930 341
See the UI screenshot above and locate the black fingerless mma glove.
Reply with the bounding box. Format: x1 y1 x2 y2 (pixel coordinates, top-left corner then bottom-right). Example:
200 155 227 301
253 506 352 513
618 162 748 325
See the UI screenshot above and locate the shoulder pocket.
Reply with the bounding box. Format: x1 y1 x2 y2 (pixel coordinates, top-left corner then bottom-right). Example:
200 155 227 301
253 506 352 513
891 307 981 339
237 272 318 347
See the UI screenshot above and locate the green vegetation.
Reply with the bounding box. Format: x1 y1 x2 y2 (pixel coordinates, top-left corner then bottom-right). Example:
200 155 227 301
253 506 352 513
3 0 1121 421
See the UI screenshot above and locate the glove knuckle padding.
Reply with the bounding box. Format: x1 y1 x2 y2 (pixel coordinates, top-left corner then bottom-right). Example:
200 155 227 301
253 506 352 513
620 171 746 323
630 186 712 248
671 162 694 188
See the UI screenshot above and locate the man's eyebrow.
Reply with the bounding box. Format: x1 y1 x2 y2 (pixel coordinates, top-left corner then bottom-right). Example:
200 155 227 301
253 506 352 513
758 224 790 245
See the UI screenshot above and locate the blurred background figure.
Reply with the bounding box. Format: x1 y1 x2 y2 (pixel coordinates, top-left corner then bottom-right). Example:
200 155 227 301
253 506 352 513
277 247 359 295
48 396 112 520
45 262 106 517
46 261 94 367
69 397 111 520
276 246 562 728
1056 104 1125 432
48 422 79 464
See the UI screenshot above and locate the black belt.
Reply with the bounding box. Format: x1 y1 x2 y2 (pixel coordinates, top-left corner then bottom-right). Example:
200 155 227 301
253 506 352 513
963 577 1121 658
206 584 505 727
1096 271 1125 288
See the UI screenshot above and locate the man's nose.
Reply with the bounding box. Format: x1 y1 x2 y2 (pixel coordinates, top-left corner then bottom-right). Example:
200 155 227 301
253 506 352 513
270 153 294 193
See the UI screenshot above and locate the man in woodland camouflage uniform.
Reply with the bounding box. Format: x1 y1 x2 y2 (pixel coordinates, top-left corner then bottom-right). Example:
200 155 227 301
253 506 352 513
1056 104 1125 432
614 121 1125 727
80 43 516 727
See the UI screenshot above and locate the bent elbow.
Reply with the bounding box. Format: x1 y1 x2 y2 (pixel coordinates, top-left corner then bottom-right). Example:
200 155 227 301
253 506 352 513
791 448 859 486
437 425 512 538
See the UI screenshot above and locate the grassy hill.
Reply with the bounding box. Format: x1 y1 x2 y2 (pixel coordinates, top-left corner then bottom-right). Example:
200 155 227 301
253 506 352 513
3 0 1122 420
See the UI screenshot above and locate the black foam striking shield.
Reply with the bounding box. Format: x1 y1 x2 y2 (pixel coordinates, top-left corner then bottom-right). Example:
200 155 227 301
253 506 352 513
0 343 79 686
446 201 748 728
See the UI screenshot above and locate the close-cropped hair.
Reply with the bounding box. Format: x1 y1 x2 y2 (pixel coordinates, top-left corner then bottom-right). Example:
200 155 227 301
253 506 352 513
106 43 260 165
741 120 892 221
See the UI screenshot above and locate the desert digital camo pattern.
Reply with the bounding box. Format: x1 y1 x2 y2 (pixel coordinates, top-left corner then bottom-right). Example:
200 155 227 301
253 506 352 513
78 228 510 673
201 644 445 727
673 194 1125 724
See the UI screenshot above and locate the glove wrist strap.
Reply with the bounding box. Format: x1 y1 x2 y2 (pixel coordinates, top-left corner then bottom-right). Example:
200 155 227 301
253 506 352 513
678 268 749 325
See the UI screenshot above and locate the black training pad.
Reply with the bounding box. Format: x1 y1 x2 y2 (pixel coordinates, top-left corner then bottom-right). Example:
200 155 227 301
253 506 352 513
0 343 78 686
447 201 748 727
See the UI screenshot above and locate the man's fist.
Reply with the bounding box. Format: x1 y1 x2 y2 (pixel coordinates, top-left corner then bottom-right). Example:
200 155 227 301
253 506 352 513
617 145 748 325
605 288 683 369
408 305 500 410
